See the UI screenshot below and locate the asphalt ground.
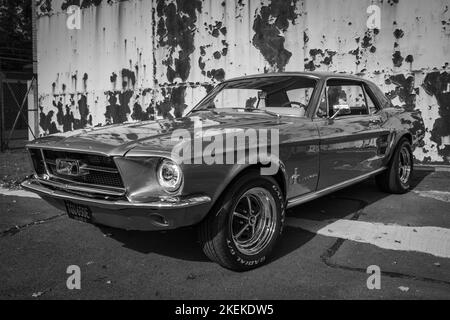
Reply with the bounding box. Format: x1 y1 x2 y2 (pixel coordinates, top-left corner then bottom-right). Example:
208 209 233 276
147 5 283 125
0 167 449 299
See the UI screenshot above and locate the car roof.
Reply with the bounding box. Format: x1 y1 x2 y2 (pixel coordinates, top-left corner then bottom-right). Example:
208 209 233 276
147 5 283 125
224 71 367 83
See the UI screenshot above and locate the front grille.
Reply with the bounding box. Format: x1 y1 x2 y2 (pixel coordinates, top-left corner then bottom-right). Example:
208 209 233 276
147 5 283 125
29 149 124 189
46 163 124 187
43 150 117 169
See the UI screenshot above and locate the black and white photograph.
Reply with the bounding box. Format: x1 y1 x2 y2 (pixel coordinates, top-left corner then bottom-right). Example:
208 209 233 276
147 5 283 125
0 0 449 308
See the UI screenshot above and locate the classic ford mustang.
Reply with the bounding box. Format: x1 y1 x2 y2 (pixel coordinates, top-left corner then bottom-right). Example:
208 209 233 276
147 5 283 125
22 72 424 271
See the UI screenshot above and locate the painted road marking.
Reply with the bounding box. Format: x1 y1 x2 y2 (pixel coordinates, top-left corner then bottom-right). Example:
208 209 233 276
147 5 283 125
0 188 40 199
413 190 450 203
286 217 450 259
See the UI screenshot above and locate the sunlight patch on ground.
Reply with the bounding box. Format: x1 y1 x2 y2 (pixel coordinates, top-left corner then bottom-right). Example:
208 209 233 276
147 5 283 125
286 217 450 258
0 188 40 199
413 190 450 203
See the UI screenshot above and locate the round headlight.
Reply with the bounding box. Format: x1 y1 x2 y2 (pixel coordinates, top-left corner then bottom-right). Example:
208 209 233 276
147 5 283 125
157 159 183 193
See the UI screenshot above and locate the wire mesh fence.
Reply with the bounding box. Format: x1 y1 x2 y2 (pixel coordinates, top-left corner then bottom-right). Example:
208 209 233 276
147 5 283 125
0 76 36 151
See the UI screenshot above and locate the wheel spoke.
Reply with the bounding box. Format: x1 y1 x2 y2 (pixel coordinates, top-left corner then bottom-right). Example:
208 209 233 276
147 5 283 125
247 196 252 215
235 223 249 239
233 212 249 221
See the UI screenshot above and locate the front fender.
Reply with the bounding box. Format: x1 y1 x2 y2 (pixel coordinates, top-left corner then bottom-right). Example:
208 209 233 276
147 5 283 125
207 158 289 211
381 107 424 164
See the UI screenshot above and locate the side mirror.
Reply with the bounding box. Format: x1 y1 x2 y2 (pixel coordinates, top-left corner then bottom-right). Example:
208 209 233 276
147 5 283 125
330 104 351 119
257 91 267 109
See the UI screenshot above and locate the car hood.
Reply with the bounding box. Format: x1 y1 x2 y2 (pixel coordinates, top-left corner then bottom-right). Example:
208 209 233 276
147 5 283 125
27 111 286 157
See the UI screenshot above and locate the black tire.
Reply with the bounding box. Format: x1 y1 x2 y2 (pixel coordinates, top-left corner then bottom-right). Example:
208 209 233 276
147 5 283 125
376 138 413 194
198 170 285 271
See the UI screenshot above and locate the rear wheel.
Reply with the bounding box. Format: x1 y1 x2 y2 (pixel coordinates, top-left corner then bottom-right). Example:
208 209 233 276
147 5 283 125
376 138 413 194
198 170 284 271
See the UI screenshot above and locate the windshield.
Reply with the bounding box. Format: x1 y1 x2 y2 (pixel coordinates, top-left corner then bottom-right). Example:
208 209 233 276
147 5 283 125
192 76 318 117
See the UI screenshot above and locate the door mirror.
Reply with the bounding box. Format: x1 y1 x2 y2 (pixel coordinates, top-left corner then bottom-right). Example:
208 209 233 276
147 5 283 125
257 91 267 109
330 104 351 119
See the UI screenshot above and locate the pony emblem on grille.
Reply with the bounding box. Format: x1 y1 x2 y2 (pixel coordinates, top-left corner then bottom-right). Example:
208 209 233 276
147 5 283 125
56 159 87 176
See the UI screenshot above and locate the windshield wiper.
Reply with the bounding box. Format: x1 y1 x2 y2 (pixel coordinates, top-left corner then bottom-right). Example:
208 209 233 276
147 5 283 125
238 107 281 118
189 107 218 115
189 108 205 113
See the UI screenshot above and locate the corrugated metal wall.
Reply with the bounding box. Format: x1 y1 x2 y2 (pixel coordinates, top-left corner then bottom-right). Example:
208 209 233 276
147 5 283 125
35 0 450 163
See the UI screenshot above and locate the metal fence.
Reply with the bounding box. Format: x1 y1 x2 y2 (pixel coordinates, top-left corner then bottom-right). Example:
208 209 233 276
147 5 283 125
0 75 36 151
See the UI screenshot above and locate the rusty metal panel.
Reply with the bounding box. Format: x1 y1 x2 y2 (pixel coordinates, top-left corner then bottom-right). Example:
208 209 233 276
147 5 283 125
36 0 155 131
35 0 450 163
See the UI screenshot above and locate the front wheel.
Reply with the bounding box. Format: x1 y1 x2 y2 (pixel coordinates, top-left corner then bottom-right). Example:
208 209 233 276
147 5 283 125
198 170 284 271
376 138 413 194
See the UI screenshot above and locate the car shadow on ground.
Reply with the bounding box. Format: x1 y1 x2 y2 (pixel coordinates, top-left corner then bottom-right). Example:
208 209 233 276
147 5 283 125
272 169 432 261
98 170 433 264
98 224 209 262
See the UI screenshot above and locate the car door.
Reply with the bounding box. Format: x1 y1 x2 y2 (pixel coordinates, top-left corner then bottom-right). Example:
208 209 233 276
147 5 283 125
272 82 321 200
314 78 390 190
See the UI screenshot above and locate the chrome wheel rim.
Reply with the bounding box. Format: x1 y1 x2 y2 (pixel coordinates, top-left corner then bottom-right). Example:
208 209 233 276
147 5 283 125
398 146 412 185
230 187 277 256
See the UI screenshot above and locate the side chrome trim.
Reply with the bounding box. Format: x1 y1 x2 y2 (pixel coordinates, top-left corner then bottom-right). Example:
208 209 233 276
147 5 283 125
287 167 387 209
21 179 212 210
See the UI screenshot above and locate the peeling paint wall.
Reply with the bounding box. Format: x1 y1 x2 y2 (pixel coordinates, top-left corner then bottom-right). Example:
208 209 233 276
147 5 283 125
36 0 450 163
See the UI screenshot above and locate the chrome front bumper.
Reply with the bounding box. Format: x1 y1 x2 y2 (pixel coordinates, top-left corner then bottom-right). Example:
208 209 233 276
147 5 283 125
21 178 212 231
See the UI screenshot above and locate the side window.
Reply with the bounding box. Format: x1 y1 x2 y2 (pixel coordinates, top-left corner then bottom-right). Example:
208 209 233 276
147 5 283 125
327 84 369 117
286 87 313 107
